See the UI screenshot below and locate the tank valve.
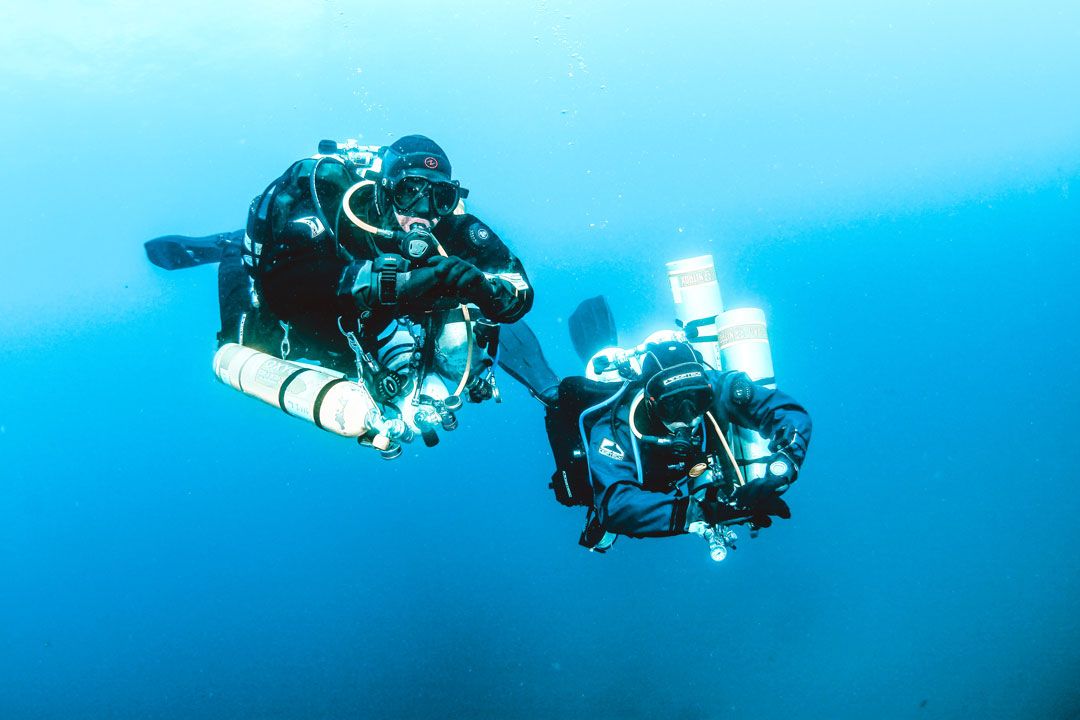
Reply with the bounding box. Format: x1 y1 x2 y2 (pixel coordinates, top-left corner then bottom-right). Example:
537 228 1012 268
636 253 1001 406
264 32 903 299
689 522 738 562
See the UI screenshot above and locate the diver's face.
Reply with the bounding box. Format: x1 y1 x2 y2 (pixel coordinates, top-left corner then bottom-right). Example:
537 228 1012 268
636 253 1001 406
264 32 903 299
394 211 438 232
661 417 702 436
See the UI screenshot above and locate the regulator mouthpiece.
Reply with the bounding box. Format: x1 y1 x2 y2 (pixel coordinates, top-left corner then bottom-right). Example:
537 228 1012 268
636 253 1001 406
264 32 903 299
640 426 695 457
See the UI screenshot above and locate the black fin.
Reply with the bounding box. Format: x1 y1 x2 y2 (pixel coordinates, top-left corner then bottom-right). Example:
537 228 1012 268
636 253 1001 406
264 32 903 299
144 229 244 270
568 296 618 366
497 321 560 404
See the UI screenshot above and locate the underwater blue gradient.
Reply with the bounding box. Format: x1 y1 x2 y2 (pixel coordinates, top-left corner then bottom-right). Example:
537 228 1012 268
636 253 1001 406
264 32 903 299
2 2 1078 718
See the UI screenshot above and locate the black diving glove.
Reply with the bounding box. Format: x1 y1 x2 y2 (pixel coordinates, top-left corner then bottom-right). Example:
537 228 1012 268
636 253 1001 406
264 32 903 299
397 265 441 305
351 255 443 309
689 453 797 529
427 255 492 308
731 452 798 527
770 425 808 467
695 498 747 526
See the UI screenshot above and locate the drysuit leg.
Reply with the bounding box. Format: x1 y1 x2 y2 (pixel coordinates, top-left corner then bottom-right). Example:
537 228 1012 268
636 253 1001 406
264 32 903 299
216 236 253 345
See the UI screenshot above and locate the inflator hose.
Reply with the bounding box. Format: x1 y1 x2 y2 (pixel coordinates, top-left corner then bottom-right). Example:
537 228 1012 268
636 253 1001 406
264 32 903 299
342 180 396 239
705 411 746 487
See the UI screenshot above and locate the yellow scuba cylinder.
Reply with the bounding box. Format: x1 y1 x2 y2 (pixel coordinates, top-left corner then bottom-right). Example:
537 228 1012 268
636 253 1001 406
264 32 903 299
212 343 392 449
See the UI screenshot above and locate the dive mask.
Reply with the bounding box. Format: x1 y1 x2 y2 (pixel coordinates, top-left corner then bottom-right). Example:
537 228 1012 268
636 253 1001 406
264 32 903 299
644 361 714 429
389 174 468 218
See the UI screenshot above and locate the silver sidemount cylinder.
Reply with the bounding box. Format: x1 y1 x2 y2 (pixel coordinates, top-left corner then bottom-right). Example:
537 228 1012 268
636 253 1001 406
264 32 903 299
666 255 724 369
368 320 430 435
374 321 418 377
212 343 391 449
390 309 482 436
432 308 486 388
716 308 775 481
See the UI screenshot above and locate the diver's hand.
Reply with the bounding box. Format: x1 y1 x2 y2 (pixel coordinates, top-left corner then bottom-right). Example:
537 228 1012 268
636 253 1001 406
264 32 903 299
695 498 746 526
397 266 441 305
732 481 791 527
732 456 797 527
761 450 798 489
428 255 490 304
770 425 808 466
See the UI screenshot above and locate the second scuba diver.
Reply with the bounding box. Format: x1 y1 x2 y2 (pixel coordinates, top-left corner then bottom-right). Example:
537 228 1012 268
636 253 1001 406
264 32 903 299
498 298 812 555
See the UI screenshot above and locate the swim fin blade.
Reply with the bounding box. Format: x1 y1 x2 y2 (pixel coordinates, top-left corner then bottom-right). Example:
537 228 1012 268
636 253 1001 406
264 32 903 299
497 321 561 404
143 229 244 270
568 295 618 366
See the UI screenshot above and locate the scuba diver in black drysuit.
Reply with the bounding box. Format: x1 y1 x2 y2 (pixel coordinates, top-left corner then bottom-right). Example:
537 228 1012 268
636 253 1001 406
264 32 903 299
146 134 533 380
497 297 812 552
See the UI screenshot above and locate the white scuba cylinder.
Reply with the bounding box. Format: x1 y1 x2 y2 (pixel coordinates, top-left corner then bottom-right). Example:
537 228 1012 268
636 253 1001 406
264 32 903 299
212 343 388 445
716 307 776 481
666 255 724 369
666 256 779 482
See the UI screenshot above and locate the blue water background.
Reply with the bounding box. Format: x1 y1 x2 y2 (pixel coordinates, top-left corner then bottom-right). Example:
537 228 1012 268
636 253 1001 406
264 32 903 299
2 2 1079 718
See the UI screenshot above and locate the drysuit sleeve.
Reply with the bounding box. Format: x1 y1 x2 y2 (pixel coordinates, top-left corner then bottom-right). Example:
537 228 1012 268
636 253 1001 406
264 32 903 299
714 371 812 466
433 214 534 323
588 414 690 538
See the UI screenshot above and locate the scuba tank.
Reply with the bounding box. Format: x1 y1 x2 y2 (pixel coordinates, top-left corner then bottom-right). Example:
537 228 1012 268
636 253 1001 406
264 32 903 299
665 254 780 560
666 255 777 481
212 343 407 457
403 307 500 447
715 307 775 481
338 310 499 450
666 255 724 369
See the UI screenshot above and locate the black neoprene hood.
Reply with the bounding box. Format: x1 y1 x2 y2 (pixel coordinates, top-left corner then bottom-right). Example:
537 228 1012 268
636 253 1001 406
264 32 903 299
384 134 452 182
